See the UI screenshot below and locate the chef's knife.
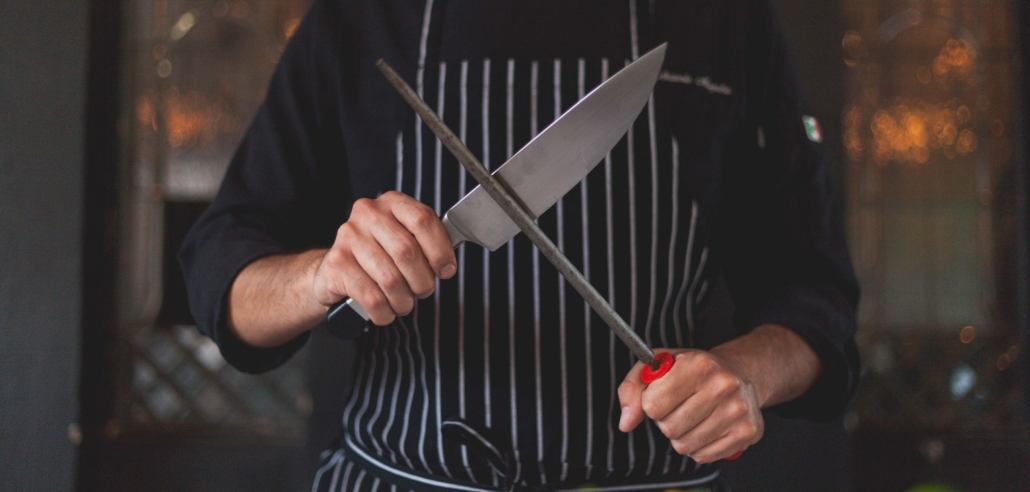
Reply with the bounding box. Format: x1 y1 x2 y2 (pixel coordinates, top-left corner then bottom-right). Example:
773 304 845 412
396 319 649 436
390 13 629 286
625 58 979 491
326 44 666 339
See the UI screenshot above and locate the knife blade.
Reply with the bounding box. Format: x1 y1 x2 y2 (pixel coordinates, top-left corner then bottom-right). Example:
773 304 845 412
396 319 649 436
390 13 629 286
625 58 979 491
326 44 667 339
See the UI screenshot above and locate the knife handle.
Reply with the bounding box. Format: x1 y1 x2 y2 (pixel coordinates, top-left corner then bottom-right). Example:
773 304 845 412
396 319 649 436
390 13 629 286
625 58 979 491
639 352 744 461
324 218 466 340
326 298 372 339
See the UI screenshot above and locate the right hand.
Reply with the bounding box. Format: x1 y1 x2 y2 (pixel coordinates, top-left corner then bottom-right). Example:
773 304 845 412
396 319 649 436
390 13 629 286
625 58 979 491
312 191 457 326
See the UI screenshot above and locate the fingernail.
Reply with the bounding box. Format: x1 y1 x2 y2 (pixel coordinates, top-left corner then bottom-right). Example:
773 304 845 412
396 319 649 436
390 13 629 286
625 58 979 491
441 263 456 278
619 406 630 430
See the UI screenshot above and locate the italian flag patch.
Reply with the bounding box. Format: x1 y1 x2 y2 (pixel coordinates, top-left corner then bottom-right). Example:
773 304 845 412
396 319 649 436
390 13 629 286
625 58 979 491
803 115 822 143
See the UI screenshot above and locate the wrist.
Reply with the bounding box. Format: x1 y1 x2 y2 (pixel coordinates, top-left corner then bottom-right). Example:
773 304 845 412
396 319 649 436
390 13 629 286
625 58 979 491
710 324 821 408
298 248 330 305
709 344 770 407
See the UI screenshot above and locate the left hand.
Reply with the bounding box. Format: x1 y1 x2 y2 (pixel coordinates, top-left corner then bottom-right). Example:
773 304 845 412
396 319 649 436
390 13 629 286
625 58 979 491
617 348 764 464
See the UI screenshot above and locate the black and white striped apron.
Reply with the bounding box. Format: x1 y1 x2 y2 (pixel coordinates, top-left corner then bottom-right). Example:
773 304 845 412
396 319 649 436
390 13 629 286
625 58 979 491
318 0 718 489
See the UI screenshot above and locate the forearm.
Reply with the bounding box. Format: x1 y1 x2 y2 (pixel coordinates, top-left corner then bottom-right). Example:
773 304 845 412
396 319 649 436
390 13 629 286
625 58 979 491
226 249 328 348
710 323 822 408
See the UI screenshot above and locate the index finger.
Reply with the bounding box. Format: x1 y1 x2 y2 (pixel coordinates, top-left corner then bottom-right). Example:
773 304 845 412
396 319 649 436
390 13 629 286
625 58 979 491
640 352 706 421
387 193 457 279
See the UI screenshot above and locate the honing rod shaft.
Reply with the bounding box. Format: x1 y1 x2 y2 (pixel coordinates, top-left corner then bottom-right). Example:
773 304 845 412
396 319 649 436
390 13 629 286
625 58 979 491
376 59 658 370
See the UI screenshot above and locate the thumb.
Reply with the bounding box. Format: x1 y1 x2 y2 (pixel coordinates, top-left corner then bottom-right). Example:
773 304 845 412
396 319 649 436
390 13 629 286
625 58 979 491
617 363 647 433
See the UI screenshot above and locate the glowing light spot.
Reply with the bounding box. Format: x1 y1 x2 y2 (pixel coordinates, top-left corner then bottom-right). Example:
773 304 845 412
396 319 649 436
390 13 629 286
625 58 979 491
842 30 866 67
960 325 975 344
170 11 197 41
957 129 977 155
956 106 971 124
997 353 1011 371
156 59 172 78
136 96 157 130
933 38 976 78
161 88 239 149
860 99 978 165
950 364 976 400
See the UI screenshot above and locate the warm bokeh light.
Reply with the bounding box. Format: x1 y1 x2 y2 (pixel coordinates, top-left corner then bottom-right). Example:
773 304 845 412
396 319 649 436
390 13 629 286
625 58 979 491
844 99 978 165
169 11 197 41
959 325 976 344
138 89 241 150
933 38 976 79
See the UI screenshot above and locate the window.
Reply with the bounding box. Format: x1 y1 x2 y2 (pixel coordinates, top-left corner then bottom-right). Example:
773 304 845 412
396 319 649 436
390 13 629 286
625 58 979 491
842 0 1027 487
114 0 312 438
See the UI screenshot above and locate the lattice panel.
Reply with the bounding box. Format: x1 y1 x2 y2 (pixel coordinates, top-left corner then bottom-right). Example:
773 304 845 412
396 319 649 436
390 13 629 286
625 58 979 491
852 332 1023 430
128 325 310 434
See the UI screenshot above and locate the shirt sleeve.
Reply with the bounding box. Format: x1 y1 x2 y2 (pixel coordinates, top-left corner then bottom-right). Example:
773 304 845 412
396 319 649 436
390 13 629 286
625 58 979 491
178 0 350 374
716 2 861 421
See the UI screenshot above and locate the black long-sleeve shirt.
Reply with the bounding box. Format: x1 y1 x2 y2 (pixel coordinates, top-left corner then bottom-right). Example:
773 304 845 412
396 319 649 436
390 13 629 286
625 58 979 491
180 0 860 488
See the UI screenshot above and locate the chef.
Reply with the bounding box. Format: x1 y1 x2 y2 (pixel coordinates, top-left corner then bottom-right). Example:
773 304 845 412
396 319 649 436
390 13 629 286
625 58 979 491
180 0 860 490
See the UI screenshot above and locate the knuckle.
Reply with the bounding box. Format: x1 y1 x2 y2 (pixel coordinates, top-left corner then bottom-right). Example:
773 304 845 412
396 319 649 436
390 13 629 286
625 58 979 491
655 420 674 438
713 373 740 393
322 252 354 280
697 353 718 371
740 426 756 440
320 248 344 269
641 400 658 419
335 223 356 243
362 289 388 312
379 269 404 292
672 440 691 455
726 399 746 418
411 210 435 232
351 198 375 216
742 422 761 440
703 429 720 447
389 237 419 265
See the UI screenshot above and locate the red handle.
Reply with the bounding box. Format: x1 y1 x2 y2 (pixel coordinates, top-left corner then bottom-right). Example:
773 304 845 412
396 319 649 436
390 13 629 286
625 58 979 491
640 352 674 384
639 352 744 461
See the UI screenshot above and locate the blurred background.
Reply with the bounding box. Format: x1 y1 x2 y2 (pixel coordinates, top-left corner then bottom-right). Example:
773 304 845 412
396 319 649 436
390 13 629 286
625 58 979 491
2 0 1028 490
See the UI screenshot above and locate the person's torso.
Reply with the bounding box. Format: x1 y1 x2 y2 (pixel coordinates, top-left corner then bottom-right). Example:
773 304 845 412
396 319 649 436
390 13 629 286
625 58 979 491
336 1 752 488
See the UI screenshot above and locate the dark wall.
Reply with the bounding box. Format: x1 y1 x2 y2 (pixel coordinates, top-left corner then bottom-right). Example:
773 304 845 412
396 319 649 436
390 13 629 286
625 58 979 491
0 1 89 490
1018 0 1030 431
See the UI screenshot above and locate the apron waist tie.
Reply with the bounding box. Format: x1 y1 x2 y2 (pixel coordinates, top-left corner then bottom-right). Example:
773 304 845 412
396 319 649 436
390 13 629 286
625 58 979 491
343 416 535 492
